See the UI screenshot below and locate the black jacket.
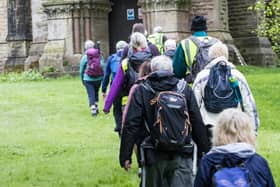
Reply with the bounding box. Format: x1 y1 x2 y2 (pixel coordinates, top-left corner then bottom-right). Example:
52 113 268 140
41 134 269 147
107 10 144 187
119 70 210 167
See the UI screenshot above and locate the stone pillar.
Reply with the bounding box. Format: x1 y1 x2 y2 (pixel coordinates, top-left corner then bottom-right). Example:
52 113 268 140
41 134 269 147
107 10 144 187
73 7 81 54
5 0 32 72
24 0 48 71
138 0 191 41
228 0 276 66
0 0 9 73
90 1 112 58
83 6 91 41
191 0 233 43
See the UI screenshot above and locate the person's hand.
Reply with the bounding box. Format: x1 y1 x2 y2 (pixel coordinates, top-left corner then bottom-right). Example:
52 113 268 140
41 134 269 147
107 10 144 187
103 108 109 114
124 160 131 171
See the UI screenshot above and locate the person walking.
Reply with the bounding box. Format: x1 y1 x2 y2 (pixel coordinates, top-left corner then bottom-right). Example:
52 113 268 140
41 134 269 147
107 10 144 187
147 26 167 54
102 40 128 133
194 108 275 187
173 15 218 83
163 39 177 59
80 40 105 116
120 55 210 187
192 42 259 141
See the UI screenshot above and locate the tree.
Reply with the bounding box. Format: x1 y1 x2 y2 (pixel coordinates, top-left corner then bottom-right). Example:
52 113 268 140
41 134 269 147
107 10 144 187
252 0 280 57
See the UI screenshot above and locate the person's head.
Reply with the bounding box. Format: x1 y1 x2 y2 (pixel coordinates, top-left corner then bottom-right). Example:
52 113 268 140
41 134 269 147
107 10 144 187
212 108 256 147
132 23 146 35
153 26 163 34
150 55 173 73
130 32 148 51
116 40 128 51
164 39 177 51
208 42 229 60
191 15 207 32
139 60 152 77
84 40 95 50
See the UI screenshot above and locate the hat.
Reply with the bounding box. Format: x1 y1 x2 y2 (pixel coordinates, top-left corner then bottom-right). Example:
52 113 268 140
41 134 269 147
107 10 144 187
191 16 207 32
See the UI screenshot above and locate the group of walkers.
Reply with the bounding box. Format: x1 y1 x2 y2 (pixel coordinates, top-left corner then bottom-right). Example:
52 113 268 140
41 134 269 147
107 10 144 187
80 15 275 187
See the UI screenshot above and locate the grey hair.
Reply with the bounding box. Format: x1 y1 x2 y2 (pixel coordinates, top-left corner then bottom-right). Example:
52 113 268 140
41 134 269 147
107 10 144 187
208 42 229 60
164 39 177 51
130 32 148 51
153 26 163 33
116 40 128 51
212 108 256 147
151 55 173 72
84 40 95 50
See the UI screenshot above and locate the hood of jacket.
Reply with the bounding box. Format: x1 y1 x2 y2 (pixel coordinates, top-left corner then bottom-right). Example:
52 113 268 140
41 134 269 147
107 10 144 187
205 143 256 166
146 70 178 91
164 50 175 58
205 56 236 70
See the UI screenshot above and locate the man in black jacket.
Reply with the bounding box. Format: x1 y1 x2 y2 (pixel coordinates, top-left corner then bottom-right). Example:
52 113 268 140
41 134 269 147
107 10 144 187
119 55 210 187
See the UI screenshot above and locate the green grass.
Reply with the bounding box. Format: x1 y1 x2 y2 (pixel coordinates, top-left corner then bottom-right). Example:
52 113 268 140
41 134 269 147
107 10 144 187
0 66 279 186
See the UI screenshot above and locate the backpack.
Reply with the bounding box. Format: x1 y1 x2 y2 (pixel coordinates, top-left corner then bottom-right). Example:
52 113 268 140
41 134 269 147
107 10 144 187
109 53 121 79
185 36 218 82
85 48 104 77
204 62 241 113
142 80 192 152
122 47 152 96
212 159 252 187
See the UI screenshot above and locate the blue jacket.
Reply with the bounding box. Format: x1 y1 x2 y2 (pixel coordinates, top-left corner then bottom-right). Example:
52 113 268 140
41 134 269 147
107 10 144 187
194 143 275 187
101 50 122 93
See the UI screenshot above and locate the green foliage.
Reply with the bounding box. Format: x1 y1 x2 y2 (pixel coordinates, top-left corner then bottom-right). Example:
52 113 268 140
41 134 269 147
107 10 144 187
252 0 280 57
0 67 279 186
0 70 45 82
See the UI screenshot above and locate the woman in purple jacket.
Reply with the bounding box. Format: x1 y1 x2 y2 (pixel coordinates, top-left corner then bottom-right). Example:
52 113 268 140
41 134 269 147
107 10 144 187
194 108 275 187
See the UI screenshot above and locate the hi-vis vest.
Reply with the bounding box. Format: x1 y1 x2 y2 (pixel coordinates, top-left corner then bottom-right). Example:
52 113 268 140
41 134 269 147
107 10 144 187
148 33 164 54
121 59 129 105
180 39 197 76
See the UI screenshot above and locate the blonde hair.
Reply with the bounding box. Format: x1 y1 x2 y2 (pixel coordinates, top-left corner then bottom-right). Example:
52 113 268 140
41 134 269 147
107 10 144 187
130 32 148 51
208 42 229 60
212 108 256 147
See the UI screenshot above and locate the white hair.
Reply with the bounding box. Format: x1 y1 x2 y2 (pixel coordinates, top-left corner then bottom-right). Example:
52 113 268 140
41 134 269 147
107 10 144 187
164 39 177 51
116 40 128 51
84 40 94 50
130 32 148 51
153 26 163 33
208 42 229 60
151 55 173 72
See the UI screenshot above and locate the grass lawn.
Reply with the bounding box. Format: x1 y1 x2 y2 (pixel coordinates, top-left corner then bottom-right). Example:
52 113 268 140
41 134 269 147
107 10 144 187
0 66 279 186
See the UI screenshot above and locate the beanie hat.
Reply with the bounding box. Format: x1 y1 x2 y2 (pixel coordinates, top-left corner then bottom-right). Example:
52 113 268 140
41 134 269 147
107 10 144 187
191 16 207 32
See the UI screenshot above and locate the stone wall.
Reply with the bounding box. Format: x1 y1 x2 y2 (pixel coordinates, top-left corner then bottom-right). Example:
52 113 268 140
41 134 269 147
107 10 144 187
0 0 8 73
228 0 276 66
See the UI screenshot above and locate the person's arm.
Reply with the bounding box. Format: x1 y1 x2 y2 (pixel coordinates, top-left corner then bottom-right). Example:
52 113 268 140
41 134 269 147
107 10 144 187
119 85 144 169
173 43 187 79
235 71 260 132
185 86 210 154
101 56 113 93
194 156 212 187
103 64 125 113
79 55 87 81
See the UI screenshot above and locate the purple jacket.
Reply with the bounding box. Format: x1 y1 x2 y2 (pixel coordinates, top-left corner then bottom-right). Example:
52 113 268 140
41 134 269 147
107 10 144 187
103 64 125 112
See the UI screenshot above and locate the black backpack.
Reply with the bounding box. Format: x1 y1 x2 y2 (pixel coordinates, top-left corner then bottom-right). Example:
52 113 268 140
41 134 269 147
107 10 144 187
204 62 243 113
122 47 152 96
142 80 192 152
185 36 218 83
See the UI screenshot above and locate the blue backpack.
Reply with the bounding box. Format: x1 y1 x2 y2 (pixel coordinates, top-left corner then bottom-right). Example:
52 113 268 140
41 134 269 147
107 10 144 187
109 53 122 80
204 62 243 113
212 160 252 187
